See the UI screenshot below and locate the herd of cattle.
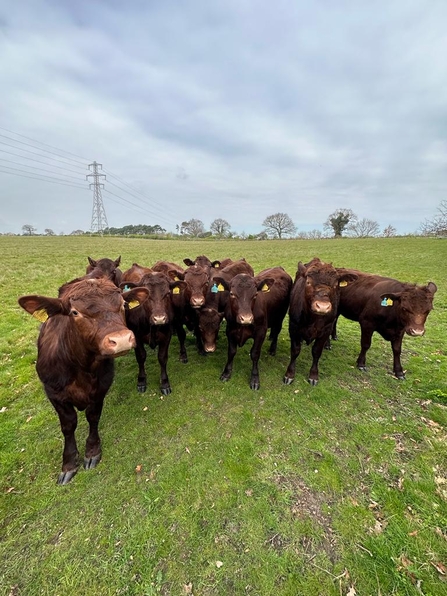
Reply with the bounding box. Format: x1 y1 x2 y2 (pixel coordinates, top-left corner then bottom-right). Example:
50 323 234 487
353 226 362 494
18 254 437 484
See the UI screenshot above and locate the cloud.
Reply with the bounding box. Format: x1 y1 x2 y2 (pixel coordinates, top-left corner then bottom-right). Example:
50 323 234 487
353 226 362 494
1 0 446 235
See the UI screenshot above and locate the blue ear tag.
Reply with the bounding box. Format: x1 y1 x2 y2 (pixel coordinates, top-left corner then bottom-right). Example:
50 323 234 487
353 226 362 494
381 298 388 306
124 285 130 292
211 283 219 293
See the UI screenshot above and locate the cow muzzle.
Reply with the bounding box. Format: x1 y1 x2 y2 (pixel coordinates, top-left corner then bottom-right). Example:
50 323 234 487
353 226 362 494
151 314 168 325
237 313 254 325
101 330 136 355
407 327 425 337
191 296 205 308
311 300 332 315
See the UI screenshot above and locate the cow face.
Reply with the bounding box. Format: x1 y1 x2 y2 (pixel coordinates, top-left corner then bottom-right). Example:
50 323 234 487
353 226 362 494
86 256 122 286
380 282 437 336
19 278 147 357
123 272 187 325
183 265 210 309
215 274 265 325
197 308 225 352
298 259 340 315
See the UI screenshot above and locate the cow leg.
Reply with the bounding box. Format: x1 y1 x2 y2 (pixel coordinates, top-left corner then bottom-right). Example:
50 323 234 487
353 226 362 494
357 325 374 371
325 317 338 350
194 324 206 356
51 400 80 485
134 341 148 393
391 335 405 379
250 333 266 390
268 323 281 356
220 337 238 382
175 321 188 363
84 398 104 470
283 335 303 385
308 336 328 386
157 335 172 395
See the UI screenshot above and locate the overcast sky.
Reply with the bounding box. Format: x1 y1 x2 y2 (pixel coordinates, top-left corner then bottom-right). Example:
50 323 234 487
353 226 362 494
1 0 446 236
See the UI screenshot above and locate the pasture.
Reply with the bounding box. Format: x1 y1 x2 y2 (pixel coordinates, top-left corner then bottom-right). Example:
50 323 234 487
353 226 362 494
1 235 446 596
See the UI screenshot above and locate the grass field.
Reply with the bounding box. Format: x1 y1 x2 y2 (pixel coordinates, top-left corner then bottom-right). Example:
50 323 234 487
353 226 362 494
1 235 446 596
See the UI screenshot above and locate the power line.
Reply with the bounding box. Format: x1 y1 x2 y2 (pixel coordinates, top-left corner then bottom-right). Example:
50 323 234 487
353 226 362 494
0 139 88 170
0 166 89 189
0 147 88 175
102 189 176 228
0 158 86 181
0 132 89 166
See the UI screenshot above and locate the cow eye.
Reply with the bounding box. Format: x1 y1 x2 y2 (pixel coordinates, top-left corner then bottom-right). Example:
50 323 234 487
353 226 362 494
70 309 79 316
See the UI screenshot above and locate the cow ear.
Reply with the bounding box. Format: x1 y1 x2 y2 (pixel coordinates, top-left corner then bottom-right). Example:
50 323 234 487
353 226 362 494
379 292 401 306
123 287 149 309
256 278 274 292
297 262 306 277
18 295 65 321
211 277 229 292
170 280 187 295
338 272 358 287
427 282 437 295
87 256 97 268
183 258 194 267
120 282 137 291
114 256 121 267
167 269 184 281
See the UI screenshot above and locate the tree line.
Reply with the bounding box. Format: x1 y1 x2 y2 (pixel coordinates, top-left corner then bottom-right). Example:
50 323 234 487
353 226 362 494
16 201 447 238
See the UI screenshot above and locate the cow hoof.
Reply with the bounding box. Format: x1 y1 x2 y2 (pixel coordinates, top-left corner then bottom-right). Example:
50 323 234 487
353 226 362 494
308 378 319 386
395 374 406 380
161 386 172 395
57 468 78 485
357 366 367 372
250 381 260 390
84 454 101 470
137 385 147 393
220 374 231 382
324 344 332 351
179 355 188 364
283 376 294 385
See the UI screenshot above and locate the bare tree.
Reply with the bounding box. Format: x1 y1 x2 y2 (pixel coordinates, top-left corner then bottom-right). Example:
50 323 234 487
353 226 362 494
210 218 231 238
181 219 205 237
382 225 397 237
420 200 447 236
44 228 55 236
262 212 296 239
324 208 357 237
22 224 36 235
347 218 380 238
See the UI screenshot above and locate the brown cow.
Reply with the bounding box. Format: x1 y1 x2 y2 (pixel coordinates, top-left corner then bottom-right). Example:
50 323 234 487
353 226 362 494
18 278 148 484
121 271 187 394
284 258 358 386
333 269 437 379
195 259 256 354
86 256 123 286
214 267 292 390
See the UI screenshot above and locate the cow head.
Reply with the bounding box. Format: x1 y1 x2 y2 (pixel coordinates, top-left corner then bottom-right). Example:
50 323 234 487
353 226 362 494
121 272 187 325
298 258 357 315
196 308 225 353
19 278 148 357
379 281 437 336
215 274 274 325
181 265 210 309
86 256 122 286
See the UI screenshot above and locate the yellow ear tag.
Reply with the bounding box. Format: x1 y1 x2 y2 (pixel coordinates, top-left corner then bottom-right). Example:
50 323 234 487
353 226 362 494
261 284 270 293
386 298 393 306
172 287 180 295
32 309 49 323
339 281 348 287
127 300 140 310
215 263 220 268
174 276 180 281
217 283 225 292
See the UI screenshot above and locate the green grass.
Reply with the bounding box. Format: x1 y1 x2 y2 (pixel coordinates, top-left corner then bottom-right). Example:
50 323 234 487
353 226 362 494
1 235 447 596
